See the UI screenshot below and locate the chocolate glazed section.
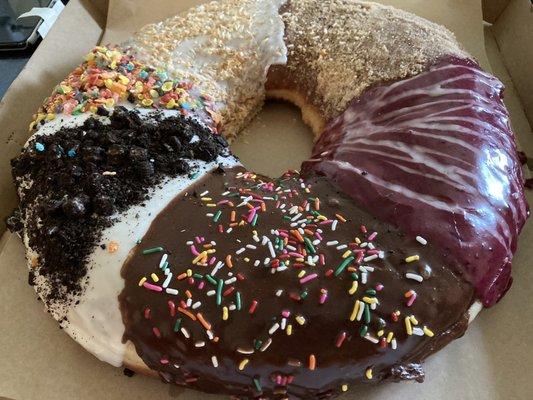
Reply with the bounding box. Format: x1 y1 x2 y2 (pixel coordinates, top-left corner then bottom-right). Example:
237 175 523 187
302 56 529 307
120 167 473 399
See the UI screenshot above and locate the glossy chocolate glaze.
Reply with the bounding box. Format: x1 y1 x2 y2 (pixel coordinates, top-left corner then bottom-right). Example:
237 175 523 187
302 56 529 307
120 166 473 399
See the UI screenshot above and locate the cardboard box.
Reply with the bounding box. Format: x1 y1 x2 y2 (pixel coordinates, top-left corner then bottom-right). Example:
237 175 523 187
0 1 532 399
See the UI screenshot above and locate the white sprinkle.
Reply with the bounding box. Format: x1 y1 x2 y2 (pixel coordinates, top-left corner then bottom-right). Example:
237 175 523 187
236 247 246 255
364 254 378 262
260 338 273 352
361 272 368 284
226 227 233 233
186 298 192 307
327 240 339 246
206 213 214 217
163 272 173 288
364 266 375 272
165 288 179 295
264 257 271 265
237 347 255 355
416 236 428 245
267 241 276 258
159 254 168 268
391 339 398 350
336 244 347 250
367 243 375 250
229 304 237 311
186 241 193 246
195 341 206 347
364 334 379 344
356 303 365 321
275 289 283 297
261 236 269 245
370 302 377 310
211 261 224 276
200 190 209 197
406 273 424 282
211 355 219 367
225 277 237 284
360 242 368 248
254 260 260 267
181 327 190 339
164 268 170 276
291 213 302 221
269 323 280 335
246 244 257 250
192 301 202 310
332 220 338 231
312 239 320 246
207 290 216 296
281 318 287 330
221 191 230 196
253 235 260 243
206 330 214 340
412 327 425 336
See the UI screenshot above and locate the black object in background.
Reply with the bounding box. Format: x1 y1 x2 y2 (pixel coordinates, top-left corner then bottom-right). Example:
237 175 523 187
0 0 54 51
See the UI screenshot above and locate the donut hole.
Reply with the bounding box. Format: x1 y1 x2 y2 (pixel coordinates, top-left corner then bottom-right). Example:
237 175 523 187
230 100 314 177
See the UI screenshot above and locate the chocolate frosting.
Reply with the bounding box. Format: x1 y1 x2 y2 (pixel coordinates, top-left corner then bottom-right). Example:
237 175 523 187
302 56 529 307
120 166 473 399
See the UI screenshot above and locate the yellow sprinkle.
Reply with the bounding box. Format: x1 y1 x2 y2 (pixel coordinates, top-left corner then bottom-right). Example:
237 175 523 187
298 270 306 279
405 255 420 263
222 306 229 321
206 249 216 254
161 81 174 92
138 277 147 286
151 273 159 282
341 384 348 392
405 317 413 335
348 281 358 295
201 197 212 201
362 296 378 304
104 79 113 89
244 257 250 262
316 215 327 221
166 98 176 109
206 203 217 207
386 332 394 343
410 315 419 325
238 358 249 371
187 269 193 277
141 98 153 107
377 330 384 337
192 251 208 264
349 300 360 321
365 367 373 380
46 113 56 121
342 250 352 258
286 324 293 336
355 237 361 244
295 315 306 325
118 75 130 85
423 326 434 337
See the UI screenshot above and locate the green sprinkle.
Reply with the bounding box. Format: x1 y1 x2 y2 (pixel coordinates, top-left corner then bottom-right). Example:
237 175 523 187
300 290 308 299
236 291 242 311
251 214 258 226
189 172 200 179
365 289 377 296
193 273 204 279
283 216 292 221
142 246 164 255
254 339 263 350
253 377 262 392
359 324 368 337
216 279 224 306
213 210 222 222
334 256 355 277
304 237 316 254
160 261 168 270
206 275 217 285
173 318 182 332
364 303 371 324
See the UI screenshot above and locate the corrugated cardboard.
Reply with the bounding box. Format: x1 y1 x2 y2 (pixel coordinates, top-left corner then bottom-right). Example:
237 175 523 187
1 1 532 399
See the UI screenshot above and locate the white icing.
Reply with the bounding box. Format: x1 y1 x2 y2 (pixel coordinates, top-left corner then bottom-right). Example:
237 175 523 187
64 156 240 366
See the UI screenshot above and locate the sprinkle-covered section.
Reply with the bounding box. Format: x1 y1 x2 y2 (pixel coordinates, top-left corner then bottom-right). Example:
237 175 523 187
119 167 473 399
31 46 221 131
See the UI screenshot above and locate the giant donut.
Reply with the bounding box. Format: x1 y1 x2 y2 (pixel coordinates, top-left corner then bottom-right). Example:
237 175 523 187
9 0 529 399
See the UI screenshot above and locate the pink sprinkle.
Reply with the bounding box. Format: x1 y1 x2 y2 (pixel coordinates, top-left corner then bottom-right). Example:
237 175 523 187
281 309 291 318
190 245 200 256
300 273 318 284
249 300 258 314
367 249 380 255
218 224 224 233
160 357 169 365
208 256 217 265
198 281 205 290
275 201 281 208
247 208 257 223
356 252 364 264
152 327 162 338
407 292 417 307
195 236 202 244
278 231 289 238
361 225 368 233
217 199 229 205
276 375 282 385
319 291 328 304
315 232 323 240
319 254 325 266
143 282 162 292
289 252 304 258
319 219 333 225
375 283 384 291
368 232 378 241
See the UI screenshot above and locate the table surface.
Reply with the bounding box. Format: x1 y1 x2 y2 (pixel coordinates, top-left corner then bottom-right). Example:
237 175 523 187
0 48 34 100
